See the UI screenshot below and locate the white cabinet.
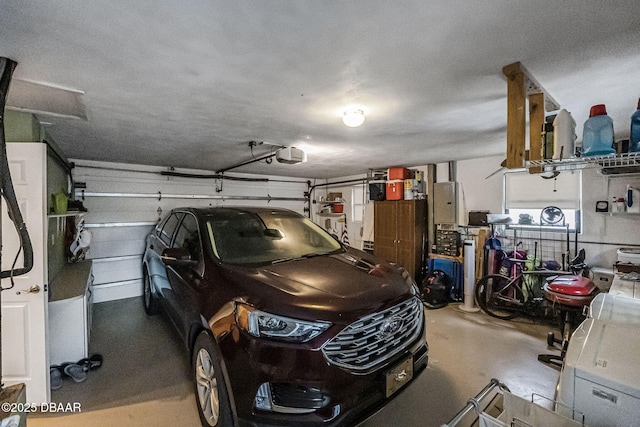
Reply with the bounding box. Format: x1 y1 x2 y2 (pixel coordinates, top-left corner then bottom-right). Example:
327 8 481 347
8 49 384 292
48 261 93 365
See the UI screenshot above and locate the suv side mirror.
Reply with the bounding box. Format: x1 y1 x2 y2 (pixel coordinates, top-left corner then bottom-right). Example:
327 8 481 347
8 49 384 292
162 247 198 267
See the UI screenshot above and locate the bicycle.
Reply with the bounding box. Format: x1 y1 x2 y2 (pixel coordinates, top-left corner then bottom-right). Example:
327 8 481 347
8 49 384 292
474 248 546 320
474 246 587 321
475 246 591 315
475 247 597 368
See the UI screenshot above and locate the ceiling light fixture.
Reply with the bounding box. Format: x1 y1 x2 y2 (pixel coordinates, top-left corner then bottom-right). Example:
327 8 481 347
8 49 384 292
342 109 365 127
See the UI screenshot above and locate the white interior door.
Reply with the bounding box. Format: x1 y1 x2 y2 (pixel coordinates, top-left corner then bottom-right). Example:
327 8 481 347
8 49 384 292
1 142 48 403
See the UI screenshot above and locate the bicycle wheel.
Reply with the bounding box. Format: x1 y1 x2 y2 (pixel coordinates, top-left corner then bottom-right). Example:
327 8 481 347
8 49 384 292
475 274 524 320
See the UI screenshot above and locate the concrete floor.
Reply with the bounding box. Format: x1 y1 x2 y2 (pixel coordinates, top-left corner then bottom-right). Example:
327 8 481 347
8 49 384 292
29 297 562 427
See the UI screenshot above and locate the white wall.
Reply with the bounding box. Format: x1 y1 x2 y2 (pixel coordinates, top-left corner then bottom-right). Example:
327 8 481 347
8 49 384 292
450 157 640 268
71 159 312 302
329 155 639 271
579 167 640 267
455 155 505 218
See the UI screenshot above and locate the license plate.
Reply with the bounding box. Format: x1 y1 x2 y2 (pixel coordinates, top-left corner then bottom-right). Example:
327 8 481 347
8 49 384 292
385 356 413 398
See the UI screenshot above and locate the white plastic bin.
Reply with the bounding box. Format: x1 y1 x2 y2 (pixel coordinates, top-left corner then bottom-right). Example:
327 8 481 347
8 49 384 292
590 267 614 292
618 248 640 265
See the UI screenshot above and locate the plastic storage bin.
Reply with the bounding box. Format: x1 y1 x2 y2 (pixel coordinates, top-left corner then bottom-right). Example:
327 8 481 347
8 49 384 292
618 248 640 264
403 179 423 200
387 167 412 180
368 180 386 201
590 267 614 292
581 104 615 156
385 180 404 200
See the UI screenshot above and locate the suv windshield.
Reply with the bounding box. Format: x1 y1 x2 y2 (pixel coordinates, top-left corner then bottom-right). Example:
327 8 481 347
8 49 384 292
205 210 343 265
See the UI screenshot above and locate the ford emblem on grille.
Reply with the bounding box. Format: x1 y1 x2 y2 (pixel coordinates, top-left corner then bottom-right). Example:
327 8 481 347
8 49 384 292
378 316 403 338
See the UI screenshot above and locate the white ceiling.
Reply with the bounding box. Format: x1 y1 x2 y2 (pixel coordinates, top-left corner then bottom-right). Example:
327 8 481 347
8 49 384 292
1 1 639 178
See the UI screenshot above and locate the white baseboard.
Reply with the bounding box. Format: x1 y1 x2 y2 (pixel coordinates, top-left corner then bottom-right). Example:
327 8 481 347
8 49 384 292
92 279 142 303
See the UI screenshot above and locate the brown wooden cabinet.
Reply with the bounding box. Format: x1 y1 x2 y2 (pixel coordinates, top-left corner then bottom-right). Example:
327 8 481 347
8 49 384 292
374 199 427 281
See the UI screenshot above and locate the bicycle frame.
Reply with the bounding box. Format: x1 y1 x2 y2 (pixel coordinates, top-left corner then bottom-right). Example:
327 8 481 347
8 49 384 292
475 247 560 320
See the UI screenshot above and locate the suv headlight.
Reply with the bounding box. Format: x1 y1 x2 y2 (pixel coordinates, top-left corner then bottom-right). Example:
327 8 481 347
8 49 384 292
236 304 331 343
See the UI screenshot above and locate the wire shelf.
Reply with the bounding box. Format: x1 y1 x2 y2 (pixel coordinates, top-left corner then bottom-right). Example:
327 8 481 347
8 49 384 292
528 152 640 175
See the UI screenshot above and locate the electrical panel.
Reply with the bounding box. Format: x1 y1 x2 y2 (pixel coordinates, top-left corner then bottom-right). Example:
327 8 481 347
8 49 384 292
433 182 457 224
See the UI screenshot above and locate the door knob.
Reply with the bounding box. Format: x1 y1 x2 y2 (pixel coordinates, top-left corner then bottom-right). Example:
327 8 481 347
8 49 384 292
16 285 41 295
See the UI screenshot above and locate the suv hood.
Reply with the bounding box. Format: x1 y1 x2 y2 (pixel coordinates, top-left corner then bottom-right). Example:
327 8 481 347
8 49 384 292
227 249 415 319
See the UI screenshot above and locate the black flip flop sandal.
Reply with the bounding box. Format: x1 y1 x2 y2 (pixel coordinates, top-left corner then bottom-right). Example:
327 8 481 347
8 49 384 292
79 354 103 372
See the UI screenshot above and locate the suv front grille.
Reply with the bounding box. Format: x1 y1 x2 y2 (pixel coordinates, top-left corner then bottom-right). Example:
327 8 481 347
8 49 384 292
322 297 423 371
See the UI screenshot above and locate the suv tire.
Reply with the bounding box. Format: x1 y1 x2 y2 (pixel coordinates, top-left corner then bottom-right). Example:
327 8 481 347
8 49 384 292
142 269 160 315
193 331 233 427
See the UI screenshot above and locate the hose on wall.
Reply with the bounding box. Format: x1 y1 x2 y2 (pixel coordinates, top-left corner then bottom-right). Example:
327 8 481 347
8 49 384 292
0 57 34 285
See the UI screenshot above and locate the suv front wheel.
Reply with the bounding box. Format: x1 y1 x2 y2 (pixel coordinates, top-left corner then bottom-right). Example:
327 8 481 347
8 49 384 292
142 269 159 315
193 331 233 427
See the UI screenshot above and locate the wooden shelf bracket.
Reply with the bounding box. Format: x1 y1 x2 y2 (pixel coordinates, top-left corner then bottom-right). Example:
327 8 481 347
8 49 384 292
502 62 560 170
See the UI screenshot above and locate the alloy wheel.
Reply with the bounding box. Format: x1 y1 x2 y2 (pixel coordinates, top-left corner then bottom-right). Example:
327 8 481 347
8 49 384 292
196 348 220 426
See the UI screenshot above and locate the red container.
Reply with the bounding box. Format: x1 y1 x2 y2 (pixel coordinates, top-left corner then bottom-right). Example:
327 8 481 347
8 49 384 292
386 180 404 200
543 275 599 307
388 167 412 180
546 275 597 295
333 203 344 213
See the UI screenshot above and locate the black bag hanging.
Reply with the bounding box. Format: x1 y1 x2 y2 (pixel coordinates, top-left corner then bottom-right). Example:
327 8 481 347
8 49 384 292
422 269 451 309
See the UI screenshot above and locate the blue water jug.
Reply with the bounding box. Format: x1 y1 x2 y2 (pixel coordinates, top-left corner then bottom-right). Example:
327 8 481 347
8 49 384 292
582 104 615 156
631 98 640 153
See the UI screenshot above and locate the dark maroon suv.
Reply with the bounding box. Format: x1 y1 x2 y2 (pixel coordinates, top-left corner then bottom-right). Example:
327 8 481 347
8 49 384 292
142 207 428 427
